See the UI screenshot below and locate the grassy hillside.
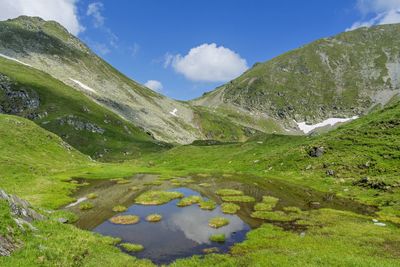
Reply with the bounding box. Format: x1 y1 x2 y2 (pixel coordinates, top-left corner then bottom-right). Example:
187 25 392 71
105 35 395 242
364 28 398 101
0 114 93 207
195 24 400 130
139 102 400 223
0 57 168 161
0 16 204 144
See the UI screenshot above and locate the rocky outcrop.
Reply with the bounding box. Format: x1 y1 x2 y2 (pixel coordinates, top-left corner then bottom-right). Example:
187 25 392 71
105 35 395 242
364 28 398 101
0 74 41 119
0 189 45 256
58 115 105 134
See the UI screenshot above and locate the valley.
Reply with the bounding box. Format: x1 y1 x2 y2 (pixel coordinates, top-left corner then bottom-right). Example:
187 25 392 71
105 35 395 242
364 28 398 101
0 14 399 267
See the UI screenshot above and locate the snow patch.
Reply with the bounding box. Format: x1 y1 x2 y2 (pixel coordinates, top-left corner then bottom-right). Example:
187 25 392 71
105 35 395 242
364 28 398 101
170 108 178 117
69 78 96 93
0 53 32 67
296 116 359 134
65 197 87 208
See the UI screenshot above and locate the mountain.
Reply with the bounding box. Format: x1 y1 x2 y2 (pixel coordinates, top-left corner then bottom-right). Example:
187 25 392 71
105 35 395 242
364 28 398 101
0 16 205 144
0 56 168 161
193 24 400 133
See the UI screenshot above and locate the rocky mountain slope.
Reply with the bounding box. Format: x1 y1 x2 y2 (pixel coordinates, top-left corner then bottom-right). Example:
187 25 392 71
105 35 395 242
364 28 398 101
0 57 167 161
0 16 204 144
194 24 400 133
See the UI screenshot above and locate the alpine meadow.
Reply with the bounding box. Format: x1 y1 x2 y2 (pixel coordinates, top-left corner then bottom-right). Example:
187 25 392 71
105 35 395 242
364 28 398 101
0 1 399 266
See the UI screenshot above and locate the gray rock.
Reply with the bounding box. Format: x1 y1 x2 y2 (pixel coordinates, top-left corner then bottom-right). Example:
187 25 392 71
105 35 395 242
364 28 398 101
58 115 105 134
326 169 335 176
309 146 324 157
0 189 45 256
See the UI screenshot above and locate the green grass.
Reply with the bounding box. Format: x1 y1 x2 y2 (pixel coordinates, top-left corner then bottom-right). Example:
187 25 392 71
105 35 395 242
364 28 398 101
254 196 280 211
121 243 144 253
221 195 256 203
145 214 162 222
79 202 94 210
112 205 128 212
221 203 240 214
109 215 140 225
215 189 244 196
86 193 98 199
209 234 226 243
198 200 217 210
135 191 184 205
208 217 230 228
177 195 202 207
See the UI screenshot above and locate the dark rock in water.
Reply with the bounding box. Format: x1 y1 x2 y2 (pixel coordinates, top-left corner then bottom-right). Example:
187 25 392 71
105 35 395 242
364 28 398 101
309 146 324 157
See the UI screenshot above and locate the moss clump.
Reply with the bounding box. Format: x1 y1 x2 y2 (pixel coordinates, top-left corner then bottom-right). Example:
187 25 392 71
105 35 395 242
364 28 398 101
86 193 98 199
129 186 140 191
203 247 219 254
251 211 298 221
209 217 230 228
116 179 130 184
109 215 140 225
79 202 94 210
199 200 217 210
222 195 255 203
120 243 144 252
144 181 163 186
254 196 279 211
221 203 240 214
177 195 203 207
209 234 226 243
112 205 127 212
102 236 122 245
199 183 212 187
283 206 302 213
262 195 279 205
216 188 244 196
135 190 184 205
146 214 162 222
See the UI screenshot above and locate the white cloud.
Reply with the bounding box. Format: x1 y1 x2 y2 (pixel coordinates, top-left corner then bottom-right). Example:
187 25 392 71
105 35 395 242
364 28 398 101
0 0 83 35
144 80 163 91
130 43 140 57
87 2 104 28
165 43 248 82
347 0 400 31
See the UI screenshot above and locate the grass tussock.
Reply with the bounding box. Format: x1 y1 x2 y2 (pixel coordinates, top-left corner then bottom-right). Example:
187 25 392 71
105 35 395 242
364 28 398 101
109 215 140 225
145 214 162 222
112 205 128 212
135 190 184 205
208 217 230 228
177 195 202 207
221 203 240 214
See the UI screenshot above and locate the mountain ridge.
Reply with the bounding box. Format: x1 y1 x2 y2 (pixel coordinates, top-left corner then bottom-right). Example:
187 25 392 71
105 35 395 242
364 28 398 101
193 23 400 133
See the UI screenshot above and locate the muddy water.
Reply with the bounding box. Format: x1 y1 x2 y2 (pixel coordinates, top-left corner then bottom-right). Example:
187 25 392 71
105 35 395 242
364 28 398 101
65 174 376 264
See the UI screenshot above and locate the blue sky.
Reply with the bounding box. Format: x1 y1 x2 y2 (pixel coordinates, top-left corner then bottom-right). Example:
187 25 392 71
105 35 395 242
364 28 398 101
79 0 358 100
2 0 400 100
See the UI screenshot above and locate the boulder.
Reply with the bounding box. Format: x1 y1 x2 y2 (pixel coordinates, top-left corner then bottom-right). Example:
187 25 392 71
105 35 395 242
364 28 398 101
309 146 324 157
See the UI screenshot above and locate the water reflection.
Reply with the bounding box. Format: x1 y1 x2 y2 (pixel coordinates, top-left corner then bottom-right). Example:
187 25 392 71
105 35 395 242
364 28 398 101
92 188 250 264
